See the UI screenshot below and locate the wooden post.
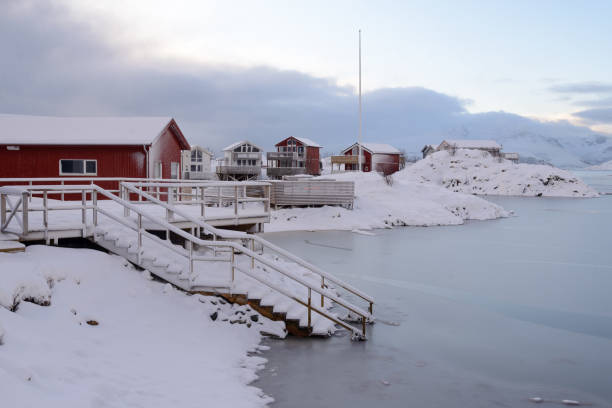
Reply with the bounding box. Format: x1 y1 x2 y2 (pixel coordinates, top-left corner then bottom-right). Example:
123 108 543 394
307 288 312 329
123 185 130 217
21 191 28 236
166 187 174 221
264 184 270 213
250 239 255 269
231 246 235 282
321 276 324 307
92 190 98 226
234 185 238 216
1 193 6 229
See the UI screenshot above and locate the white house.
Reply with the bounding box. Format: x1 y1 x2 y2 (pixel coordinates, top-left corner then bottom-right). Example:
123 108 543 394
182 145 214 180
216 141 262 181
437 139 502 156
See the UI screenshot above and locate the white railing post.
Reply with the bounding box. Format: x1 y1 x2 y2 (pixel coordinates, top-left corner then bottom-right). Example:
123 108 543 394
81 189 86 237
200 186 205 218
137 214 142 264
61 180 65 201
21 191 28 236
123 185 130 217
43 190 49 244
307 288 312 329
321 276 325 307
189 240 193 276
242 185 246 210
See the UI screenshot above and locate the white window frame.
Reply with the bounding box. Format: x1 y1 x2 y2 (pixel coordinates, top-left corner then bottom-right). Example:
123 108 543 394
59 159 97 176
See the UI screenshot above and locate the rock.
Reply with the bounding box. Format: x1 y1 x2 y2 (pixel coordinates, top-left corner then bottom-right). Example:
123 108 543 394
209 311 218 321
86 320 99 326
250 314 259 322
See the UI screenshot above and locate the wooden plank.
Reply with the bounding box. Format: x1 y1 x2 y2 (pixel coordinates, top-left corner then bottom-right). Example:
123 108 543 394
269 181 354 206
0 240 25 253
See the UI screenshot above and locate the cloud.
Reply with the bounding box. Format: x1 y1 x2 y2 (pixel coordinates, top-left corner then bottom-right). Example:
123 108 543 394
572 96 612 108
0 0 610 162
549 81 612 94
574 108 612 125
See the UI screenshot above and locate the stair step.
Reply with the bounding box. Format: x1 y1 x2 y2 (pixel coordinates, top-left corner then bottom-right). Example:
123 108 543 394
166 263 183 274
152 258 170 268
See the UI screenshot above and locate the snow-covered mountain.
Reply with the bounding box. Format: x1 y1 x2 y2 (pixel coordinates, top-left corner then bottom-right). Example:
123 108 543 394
587 159 612 170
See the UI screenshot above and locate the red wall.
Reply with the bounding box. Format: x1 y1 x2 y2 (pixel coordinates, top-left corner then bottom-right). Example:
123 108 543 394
148 127 184 179
344 148 371 172
275 137 321 176
373 153 400 176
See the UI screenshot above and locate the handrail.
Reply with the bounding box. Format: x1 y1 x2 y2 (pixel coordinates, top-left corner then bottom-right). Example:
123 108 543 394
1 183 371 338
122 182 375 311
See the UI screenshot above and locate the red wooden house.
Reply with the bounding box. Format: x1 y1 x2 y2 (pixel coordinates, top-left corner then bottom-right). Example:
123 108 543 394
266 136 321 179
332 142 401 175
0 114 190 182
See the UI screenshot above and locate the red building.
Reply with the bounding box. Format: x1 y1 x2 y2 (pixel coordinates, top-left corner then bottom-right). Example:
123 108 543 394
0 115 190 181
266 136 321 179
333 142 401 175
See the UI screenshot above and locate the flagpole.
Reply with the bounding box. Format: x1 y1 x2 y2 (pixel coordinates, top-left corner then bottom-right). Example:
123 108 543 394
358 29 363 172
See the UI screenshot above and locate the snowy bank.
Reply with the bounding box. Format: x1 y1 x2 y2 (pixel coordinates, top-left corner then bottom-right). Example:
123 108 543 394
266 171 508 233
405 149 598 197
0 246 277 407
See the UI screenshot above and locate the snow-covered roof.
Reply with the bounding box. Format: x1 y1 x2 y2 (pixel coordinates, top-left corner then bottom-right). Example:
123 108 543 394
441 139 501 150
190 145 213 156
295 137 321 147
222 140 262 151
343 142 401 155
0 114 187 146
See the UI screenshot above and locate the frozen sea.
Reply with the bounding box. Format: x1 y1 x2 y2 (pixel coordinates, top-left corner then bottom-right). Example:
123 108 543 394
255 171 612 407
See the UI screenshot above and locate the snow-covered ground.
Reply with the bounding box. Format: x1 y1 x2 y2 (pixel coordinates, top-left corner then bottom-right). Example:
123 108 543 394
586 159 612 170
0 245 277 407
266 171 508 233
405 149 598 197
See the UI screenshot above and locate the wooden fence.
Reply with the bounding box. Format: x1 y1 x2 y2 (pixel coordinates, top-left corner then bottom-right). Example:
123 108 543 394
269 180 354 208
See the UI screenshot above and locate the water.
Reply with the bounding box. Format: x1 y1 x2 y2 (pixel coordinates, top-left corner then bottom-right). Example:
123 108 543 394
254 171 612 407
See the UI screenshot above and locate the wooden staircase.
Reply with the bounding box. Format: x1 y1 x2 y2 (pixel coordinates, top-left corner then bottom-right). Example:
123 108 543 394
1 181 375 339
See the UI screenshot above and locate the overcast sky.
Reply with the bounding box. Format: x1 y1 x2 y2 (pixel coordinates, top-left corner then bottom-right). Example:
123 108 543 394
2 0 612 154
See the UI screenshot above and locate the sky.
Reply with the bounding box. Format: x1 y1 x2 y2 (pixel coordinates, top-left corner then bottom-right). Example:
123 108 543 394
1 0 612 155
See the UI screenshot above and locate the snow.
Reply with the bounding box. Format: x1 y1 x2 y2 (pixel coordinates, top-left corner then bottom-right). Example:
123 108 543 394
0 114 173 145
266 170 508 233
405 149 598 197
0 245 276 407
441 139 501 150
586 159 612 170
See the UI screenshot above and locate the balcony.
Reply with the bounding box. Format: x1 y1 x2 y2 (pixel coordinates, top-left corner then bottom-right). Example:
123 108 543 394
330 155 359 165
232 152 261 160
216 165 261 175
266 167 307 178
266 151 303 160
184 171 216 180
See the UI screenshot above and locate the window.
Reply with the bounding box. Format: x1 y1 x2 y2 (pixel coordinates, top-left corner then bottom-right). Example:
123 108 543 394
171 162 179 179
191 164 202 172
191 150 202 162
60 159 97 175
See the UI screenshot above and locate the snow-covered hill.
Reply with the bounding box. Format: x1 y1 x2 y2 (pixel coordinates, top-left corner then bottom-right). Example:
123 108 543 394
405 149 598 197
267 171 508 232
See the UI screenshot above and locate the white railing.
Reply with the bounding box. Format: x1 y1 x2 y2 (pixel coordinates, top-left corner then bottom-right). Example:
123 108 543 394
0 182 373 339
122 182 374 316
